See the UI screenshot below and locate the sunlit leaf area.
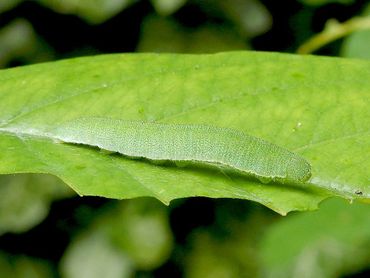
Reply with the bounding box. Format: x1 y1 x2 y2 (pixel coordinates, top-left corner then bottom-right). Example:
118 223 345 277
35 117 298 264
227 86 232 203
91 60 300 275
0 0 369 277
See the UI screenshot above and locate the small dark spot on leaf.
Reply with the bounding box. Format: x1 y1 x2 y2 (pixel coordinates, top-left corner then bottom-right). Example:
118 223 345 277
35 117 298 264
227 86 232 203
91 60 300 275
75 165 86 170
292 72 304 79
355 190 363 195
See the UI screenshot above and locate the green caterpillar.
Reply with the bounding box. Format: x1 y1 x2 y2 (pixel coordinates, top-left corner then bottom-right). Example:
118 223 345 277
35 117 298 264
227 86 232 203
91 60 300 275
51 117 311 184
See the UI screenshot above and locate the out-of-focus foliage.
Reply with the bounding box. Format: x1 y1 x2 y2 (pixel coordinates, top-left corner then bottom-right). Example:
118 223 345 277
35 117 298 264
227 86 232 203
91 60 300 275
137 15 248 52
0 174 73 235
197 0 271 37
299 0 355 6
184 205 273 277
185 231 248 278
150 0 186 15
341 4 370 59
38 0 137 24
260 198 370 278
0 251 54 278
138 0 271 52
0 0 22 13
60 199 173 277
60 231 133 278
1 0 138 23
0 19 53 68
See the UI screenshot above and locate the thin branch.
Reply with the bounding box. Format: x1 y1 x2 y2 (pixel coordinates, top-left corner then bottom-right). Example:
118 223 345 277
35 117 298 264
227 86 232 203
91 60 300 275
297 16 370 54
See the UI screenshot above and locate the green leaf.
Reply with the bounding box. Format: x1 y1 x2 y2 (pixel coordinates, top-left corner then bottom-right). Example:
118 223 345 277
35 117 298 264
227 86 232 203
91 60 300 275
0 51 369 215
260 198 370 277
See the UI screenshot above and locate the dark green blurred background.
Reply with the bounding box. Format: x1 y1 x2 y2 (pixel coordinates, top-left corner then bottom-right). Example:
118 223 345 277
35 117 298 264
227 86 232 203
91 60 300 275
0 1 370 277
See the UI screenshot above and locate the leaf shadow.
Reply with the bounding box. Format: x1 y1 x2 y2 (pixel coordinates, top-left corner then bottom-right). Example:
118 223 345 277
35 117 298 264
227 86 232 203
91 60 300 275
62 142 326 196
